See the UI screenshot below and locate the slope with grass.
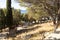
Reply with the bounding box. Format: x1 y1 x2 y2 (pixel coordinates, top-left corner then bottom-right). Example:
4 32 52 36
15 22 54 40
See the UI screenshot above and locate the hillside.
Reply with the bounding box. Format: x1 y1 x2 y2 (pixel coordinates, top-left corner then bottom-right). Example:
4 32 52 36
1 22 60 40
14 22 54 40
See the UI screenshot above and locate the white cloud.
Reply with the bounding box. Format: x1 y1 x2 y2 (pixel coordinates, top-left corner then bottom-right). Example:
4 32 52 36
0 0 6 8
0 0 27 10
12 0 27 10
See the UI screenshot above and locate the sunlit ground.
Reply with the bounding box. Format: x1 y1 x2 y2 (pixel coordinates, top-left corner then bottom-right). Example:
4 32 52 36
5 22 57 40
0 21 60 40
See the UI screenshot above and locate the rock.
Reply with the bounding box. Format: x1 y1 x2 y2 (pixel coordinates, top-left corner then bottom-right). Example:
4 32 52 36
56 28 60 32
44 33 60 40
22 34 32 40
44 28 60 40
0 33 8 40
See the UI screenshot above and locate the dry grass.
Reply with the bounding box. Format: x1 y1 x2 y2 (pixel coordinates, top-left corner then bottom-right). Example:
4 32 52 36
13 22 54 40
8 22 58 40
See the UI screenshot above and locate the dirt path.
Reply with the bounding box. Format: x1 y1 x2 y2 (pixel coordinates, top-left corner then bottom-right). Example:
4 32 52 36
3 22 55 40
16 22 54 38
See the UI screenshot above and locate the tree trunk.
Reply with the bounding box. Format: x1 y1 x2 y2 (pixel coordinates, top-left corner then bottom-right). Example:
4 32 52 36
6 0 16 37
53 15 59 32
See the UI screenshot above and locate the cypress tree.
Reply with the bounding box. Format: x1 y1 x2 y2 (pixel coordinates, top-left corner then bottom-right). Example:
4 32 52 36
6 0 13 29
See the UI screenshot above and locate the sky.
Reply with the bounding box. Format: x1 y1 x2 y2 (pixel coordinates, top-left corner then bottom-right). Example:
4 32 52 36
0 0 27 10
